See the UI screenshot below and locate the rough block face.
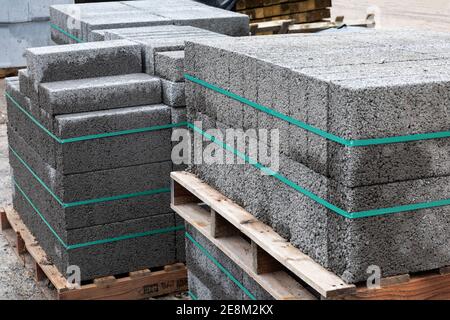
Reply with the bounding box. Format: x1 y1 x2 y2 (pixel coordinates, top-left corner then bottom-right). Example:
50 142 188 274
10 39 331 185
26 40 142 90
184 31 450 284
39 73 162 115
155 50 185 82
161 79 185 107
13 188 178 281
185 224 272 300
50 0 249 43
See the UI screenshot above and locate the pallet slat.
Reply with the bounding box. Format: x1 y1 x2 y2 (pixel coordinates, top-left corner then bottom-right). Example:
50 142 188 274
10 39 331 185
174 202 315 300
171 171 355 298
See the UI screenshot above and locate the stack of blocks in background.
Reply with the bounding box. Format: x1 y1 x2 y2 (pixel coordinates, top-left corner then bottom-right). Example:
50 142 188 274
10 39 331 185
0 0 74 68
50 0 249 44
184 30 450 299
5 0 248 283
6 39 185 281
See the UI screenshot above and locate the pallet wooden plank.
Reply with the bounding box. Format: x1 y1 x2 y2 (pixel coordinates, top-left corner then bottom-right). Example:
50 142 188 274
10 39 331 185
0 209 11 230
172 202 315 300
170 172 355 298
345 273 450 300
60 267 188 300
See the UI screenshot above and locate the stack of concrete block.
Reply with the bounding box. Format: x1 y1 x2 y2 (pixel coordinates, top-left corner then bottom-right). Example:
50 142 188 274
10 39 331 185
183 30 450 298
0 0 74 68
50 0 249 44
5 40 187 281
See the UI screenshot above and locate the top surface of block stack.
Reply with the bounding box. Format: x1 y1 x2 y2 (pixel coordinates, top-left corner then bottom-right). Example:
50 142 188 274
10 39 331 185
186 30 450 187
50 0 249 44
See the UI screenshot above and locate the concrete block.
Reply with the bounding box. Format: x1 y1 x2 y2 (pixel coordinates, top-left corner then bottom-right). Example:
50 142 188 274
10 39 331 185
185 34 450 186
26 40 142 91
155 50 185 82
18 69 38 102
13 189 178 281
161 79 185 107
39 73 162 115
8 100 173 174
185 223 245 300
9 130 173 230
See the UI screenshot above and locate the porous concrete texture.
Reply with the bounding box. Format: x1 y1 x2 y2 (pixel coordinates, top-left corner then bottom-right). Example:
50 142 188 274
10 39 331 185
185 31 450 284
185 224 273 300
155 51 185 82
185 31 450 187
161 79 185 107
5 32 189 282
50 0 249 44
102 25 227 75
39 73 162 115
13 188 178 281
26 40 142 91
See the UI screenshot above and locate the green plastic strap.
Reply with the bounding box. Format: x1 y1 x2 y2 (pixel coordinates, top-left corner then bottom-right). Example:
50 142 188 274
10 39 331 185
188 291 198 300
13 178 184 250
50 23 84 43
9 145 170 208
185 74 450 147
5 92 187 144
187 122 450 219
185 231 256 300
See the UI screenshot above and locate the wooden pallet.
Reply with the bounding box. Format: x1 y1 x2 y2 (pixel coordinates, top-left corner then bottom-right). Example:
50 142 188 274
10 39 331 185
250 14 375 35
171 171 355 300
0 67 23 79
0 207 188 300
171 171 450 300
239 0 331 21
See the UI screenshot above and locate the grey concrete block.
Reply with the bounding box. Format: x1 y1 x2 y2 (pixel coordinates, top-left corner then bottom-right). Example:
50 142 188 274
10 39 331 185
26 40 142 91
9 130 173 230
184 34 450 186
7 100 173 174
39 73 162 115
13 189 178 281
161 79 185 107
155 50 185 82
185 224 245 300
18 69 38 103
171 107 187 124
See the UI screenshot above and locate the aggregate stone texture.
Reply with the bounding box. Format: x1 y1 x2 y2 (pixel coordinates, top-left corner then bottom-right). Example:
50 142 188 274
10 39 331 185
26 40 142 91
185 224 272 300
13 189 177 281
184 31 450 187
155 50 185 82
185 40 450 283
49 0 249 43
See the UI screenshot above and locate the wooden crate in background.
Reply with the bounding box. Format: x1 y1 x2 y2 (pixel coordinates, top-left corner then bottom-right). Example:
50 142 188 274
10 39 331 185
236 0 332 24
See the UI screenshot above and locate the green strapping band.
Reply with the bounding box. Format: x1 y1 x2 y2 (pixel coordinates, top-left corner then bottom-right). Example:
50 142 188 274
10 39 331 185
9 146 170 208
13 178 184 250
50 23 84 43
5 91 187 144
185 74 450 147
188 291 198 300
187 123 450 219
185 231 256 300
